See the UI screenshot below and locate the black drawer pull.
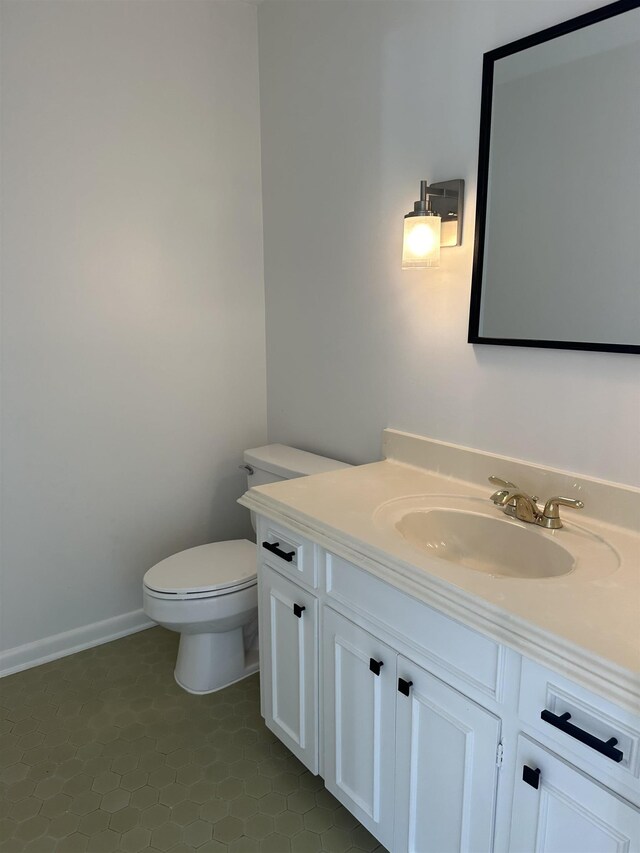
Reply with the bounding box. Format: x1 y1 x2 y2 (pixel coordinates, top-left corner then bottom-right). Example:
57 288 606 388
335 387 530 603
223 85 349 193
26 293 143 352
522 765 541 789
398 678 413 696
540 710 623 763
262 541 295 562
369 659 384 676
293 603 306 618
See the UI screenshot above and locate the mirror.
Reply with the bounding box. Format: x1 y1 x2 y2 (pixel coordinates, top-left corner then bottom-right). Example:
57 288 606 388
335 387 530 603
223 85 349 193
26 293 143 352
468 1 640 354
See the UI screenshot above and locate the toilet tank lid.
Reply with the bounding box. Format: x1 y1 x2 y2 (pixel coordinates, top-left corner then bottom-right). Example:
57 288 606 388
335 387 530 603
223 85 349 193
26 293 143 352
243 444 351 479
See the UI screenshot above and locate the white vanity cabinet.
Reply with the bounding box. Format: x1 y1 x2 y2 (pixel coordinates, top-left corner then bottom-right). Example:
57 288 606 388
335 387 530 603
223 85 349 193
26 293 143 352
322 607 500 853
259 562 319 774
323 608 398 848
254 516 639 853
322 606 502 852
509 737 640 853
393 655 501 853
508 660 640 852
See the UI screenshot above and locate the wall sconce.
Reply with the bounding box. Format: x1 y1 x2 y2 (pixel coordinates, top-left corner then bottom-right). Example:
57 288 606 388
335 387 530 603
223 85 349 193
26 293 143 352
402 179 464 269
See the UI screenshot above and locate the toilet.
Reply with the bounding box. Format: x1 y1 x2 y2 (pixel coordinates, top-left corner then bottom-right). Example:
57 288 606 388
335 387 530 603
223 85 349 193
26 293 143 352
143 444 350 694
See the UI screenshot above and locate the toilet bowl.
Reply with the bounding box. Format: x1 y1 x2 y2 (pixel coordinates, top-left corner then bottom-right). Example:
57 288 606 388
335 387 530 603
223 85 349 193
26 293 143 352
143 444 351 694
143 540 259 694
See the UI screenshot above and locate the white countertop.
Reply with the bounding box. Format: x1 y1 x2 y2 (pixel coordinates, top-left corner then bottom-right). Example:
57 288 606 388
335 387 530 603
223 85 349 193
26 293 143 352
239 433 640 712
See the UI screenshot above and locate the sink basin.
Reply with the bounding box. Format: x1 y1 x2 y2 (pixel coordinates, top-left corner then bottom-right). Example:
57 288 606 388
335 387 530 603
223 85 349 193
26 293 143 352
374 495 620 581
397 508 573 579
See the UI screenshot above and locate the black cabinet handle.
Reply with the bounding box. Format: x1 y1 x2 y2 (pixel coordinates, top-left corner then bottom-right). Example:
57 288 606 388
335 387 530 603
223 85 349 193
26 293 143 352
398 678 413 696
262 541 295 562
293 603 306 618
540 710 623 763
522 765 541 789
369 659 384 676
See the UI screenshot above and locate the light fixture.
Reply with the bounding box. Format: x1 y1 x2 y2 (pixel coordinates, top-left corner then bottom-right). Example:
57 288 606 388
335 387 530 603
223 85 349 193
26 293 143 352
402 179 464 269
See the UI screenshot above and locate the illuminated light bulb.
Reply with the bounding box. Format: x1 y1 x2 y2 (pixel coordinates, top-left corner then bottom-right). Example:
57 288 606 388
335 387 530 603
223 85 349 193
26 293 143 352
407 223 437 254
402 214 441 269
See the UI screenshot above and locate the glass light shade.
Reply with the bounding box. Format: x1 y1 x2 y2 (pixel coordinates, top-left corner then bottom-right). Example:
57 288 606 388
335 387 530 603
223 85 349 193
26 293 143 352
402 215 441 269
440 217 458 248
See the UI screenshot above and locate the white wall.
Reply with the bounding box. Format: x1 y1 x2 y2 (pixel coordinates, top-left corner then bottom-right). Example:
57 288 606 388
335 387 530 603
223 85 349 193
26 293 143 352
258 0 640 486
1 0 267 656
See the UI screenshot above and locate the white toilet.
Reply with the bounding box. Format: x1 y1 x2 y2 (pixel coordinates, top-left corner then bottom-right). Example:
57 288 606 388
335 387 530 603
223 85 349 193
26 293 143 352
143 444 350 694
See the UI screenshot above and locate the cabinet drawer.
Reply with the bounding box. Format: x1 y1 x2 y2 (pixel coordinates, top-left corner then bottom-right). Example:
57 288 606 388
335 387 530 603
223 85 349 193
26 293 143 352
325 552 504 701
259 520 317 588
519 657 640 796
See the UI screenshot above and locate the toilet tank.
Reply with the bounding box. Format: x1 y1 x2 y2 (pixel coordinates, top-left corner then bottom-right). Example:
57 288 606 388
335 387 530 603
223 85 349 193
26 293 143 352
243 444 351 488
243 444 351 532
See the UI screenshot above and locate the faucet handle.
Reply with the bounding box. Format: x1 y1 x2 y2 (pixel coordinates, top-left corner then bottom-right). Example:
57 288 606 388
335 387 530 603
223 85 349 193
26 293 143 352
488 476 518 489
489 475 519 504
541 496 585 529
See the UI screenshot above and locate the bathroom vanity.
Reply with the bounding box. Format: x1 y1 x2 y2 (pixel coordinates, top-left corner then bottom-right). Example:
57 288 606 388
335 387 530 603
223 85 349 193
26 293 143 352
239 430 640 853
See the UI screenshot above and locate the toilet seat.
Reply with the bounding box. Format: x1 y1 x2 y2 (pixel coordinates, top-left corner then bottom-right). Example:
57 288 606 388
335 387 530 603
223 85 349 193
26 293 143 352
143 540 257 601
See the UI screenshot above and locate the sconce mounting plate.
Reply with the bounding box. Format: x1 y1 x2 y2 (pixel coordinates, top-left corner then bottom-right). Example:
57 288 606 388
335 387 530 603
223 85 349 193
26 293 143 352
430 179 464 247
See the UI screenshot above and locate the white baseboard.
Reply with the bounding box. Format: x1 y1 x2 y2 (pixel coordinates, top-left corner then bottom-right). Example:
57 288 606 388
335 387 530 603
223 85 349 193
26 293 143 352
0 609 155 678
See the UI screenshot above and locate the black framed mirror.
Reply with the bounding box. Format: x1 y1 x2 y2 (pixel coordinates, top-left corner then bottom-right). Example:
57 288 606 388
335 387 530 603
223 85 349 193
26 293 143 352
468 0 640 354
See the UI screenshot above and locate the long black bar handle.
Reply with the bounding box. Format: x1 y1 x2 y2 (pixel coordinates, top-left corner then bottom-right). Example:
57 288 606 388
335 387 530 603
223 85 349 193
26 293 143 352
369 659 384 676
262 541 295 562
541 710 624 763
293 604 306 618
398 678 413 696
522 765 541 789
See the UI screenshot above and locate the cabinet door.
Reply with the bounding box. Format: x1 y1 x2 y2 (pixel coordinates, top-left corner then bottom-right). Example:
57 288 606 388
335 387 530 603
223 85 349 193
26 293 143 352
323 608 396 850
394 655 501 853
509 736 640 853
260 564 318 773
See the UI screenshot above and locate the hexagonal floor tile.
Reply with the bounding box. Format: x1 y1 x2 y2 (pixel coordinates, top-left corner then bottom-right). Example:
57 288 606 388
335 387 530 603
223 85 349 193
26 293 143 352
0 627 375 853
120 769 148 792
213 815 244 843
258 793 286 816
100 788 130 813
130 785 159 810
158 782 188 807
230 837 260 853
231 794 259 820
92 771 120 794
109 805 141 834
274 810 303 837
77 808 110 836
183 818 213 847
290 830 323 853
245 813 275 840
86 828 122 852
303 806 334 834
260 832 291 853
140 802 170 829
244 775 272 800
150 820 183 851
321 825 353 853
121 826 151 852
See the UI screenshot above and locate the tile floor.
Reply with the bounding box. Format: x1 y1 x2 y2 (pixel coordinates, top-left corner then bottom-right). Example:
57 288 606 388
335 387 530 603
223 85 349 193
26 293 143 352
0 627 388 853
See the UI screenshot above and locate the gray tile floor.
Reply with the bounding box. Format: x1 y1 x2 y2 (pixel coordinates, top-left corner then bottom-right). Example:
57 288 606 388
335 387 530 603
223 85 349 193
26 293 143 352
0 627 387 853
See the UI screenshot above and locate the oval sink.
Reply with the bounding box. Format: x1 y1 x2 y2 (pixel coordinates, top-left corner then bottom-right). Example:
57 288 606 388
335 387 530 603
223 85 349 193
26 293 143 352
374 495 620 581
397 509 574 579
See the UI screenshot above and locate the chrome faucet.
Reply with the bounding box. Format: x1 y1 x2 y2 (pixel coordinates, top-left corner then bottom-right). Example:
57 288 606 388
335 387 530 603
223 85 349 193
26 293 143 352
488 476 584 529
498 491 541 523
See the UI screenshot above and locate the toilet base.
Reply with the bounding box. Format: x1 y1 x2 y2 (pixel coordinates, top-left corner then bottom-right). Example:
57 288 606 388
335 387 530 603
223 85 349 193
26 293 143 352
173 628 259 694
